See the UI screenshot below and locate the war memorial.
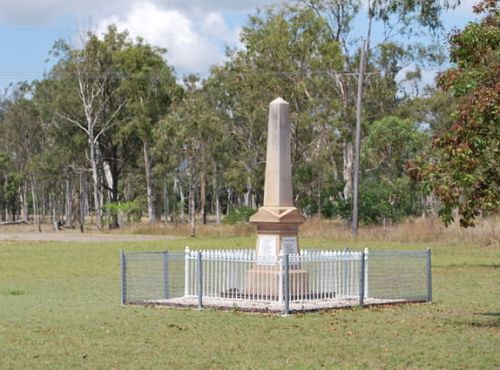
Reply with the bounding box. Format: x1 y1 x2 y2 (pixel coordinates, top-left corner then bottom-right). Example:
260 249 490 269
120 98 432 314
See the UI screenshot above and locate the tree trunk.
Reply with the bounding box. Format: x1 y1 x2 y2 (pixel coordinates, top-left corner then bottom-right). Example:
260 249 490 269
163 178 169 223
179 180 185 222
90 139 102 229
52 195 57 230
189 175 196 237
244 181 253 208
65 178 74 228
79 173 85 233
226 188 233 215
20 183 29 222
40 191 45 224
214 177 221 225
172 176 178 227
31 177 41 232
343 141 353 200
82 174 88 218
200 171 207 224
102 153 119 229
143 139 158 223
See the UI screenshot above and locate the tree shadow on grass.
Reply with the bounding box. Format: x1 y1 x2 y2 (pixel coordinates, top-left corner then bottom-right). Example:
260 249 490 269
468 312 500 328
452 313 500 329
443 263 500 268
476 312 500 317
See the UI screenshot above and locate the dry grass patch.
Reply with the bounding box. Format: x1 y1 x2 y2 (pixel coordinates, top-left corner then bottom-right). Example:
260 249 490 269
300 216 499 245
119 215 499 246
2 215 498 247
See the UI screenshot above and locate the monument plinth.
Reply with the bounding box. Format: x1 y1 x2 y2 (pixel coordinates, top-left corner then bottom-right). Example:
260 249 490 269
246 97 308 297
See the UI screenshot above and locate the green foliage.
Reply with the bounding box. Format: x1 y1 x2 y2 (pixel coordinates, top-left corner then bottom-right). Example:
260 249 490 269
209 4 344 205
222 206 257 224
323 178 420 224
0 1 482 229
364 116 428 175
102 200 144 223
2 288 26 296
2 173 22 217
415 1 500 227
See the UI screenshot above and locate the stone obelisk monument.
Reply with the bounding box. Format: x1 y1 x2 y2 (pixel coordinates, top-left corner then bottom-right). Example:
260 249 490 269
246 97 307 296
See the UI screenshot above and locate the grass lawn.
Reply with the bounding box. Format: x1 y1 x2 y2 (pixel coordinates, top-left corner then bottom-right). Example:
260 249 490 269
0 236 499 369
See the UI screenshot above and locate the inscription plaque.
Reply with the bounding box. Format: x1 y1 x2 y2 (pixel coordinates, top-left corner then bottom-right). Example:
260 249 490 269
281 236 297 255
257 235 277 264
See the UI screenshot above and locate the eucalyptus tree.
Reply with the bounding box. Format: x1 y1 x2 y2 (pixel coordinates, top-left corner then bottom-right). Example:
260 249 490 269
159 75 223 235
361 116 427 223
0 83 44 222
49 26 131 229
209 5 343 212
29 75 90 228
300 0 456 206
119 39 181 223
202 75 239 223
45 26 180 228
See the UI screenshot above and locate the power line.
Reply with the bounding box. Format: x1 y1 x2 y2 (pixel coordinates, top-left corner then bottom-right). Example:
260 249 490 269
0 25 222 38
0 69 382 81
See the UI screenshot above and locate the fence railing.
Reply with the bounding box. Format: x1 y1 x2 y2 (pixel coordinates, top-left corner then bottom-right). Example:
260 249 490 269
121 248 432 314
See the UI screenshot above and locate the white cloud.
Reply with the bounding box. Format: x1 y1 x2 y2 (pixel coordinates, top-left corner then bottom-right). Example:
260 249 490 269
0 0 134 24
96 1 241 76
203 12 229 38
0 0 278 25
155 0 278 11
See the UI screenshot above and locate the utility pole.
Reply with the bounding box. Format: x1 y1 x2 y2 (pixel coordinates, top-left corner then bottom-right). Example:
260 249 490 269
352 39 366 238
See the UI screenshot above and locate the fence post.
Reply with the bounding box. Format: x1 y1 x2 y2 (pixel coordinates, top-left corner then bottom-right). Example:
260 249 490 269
283 253 290 316
197 251 203 309
343 248 349 296
426 248 432 303
364 248 369 299
184 247 190 296
163 251 169 300
359 251 365 307
120 250 127 305
278 251 284 303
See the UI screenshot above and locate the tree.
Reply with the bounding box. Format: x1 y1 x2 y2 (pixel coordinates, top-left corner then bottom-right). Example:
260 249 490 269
0 83 44 222
51 27 130 229
361 116 427 223
119 39 180 223
159 75 223 236
413 0 499 227
324 116 428 224
47 26 179 228
301 0 453 201
209 5 343 212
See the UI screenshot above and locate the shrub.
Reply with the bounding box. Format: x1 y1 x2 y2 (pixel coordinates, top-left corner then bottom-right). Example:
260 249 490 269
222 206 257 224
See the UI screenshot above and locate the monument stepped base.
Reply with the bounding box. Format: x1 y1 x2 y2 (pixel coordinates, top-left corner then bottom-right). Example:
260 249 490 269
245 268 309 298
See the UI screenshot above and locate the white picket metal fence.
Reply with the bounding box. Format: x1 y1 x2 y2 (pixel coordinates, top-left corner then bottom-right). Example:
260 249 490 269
183 248 364 302
121 247 431 314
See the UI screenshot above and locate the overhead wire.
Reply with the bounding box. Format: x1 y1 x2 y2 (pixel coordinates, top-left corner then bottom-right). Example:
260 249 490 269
0 69 382 81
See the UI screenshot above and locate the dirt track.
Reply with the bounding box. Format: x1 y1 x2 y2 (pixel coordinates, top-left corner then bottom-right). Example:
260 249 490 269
0 230 179 242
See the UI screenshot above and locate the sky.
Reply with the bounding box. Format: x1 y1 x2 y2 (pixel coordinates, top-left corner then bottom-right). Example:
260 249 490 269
0 0 480 92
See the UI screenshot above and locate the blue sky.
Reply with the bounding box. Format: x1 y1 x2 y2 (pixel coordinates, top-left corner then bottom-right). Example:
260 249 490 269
0 0 479 92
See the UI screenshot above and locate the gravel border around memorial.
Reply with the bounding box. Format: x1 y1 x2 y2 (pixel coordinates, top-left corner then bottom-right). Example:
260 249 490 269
132 296 413 313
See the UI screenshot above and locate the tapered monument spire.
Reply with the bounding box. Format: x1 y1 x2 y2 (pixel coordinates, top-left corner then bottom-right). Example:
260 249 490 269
246 98 308 296
250 97 305 257
263 97 294 207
